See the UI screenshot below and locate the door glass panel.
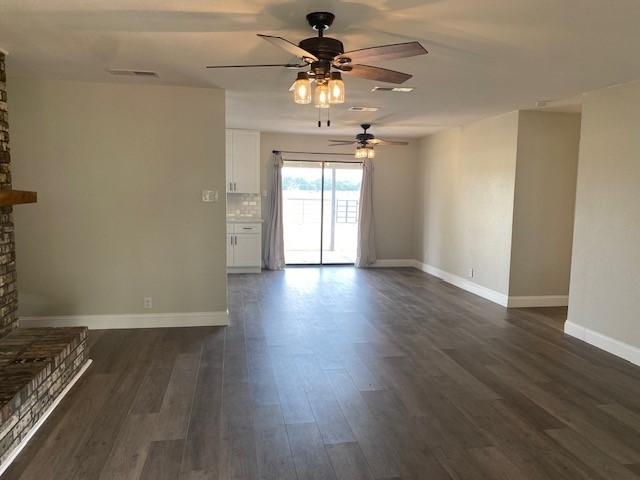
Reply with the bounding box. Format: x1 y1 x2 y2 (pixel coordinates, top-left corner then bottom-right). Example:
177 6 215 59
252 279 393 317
322 162 362 264
282 161 322 264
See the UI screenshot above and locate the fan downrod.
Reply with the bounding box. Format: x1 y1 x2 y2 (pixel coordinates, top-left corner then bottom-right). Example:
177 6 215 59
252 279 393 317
299 12 343 63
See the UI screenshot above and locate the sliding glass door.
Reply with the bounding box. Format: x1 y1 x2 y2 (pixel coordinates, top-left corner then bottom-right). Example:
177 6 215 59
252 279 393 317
282 160 363 265
282 161 323 265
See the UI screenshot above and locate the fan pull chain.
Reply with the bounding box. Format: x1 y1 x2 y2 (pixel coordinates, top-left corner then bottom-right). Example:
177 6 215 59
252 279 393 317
318 108 321 128
327 108 331 127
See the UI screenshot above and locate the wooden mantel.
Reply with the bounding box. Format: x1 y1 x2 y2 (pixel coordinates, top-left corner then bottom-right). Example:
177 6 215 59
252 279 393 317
0 190 37 206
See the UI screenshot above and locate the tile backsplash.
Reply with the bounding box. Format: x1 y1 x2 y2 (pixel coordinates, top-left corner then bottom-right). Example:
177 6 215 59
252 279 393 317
227 193 261 219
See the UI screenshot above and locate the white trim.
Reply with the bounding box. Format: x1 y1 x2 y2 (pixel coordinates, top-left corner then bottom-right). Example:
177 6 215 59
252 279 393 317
19 311 229 329
370 259 414 268
507 295 569 308
228 266 261 274
0 359 93 476
564 321 585 339
564 321 640 367
412 260 509 307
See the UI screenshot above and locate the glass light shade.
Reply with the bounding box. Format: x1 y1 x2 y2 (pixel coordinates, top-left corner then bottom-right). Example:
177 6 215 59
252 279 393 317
293 73 311 104
355 146 375 159
328 72 345 104
314 82 330 108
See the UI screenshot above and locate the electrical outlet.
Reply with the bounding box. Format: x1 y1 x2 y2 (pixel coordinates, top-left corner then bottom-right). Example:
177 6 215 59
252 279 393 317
468 268 474 278
201 190 219 203
144 297 152 309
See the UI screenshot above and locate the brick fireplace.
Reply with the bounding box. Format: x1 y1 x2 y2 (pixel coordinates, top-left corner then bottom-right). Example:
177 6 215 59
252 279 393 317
0 51 90 470
0 52 18 339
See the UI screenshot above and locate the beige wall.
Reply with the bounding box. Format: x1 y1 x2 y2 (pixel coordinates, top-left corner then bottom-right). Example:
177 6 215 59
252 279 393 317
567 80 640 347
509 111 581 296
9 77 227 317
414 112 519 294
259 132 418 261
413 128 463 274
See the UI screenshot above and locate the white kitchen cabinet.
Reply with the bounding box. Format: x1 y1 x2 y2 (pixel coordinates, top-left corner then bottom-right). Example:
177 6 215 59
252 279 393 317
227 222 262 273
226 129 260 193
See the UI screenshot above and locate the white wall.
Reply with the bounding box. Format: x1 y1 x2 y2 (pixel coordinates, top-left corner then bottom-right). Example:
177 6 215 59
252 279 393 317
414 112 520 295
509 111 581 296
9 77 228 318
259 132 418 262
567 80 640 353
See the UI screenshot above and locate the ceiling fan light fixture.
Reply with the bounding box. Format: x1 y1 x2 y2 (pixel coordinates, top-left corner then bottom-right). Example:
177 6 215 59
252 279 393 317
328 72 345 104
293 72 311 104
355 146 375 159
314 81 330 108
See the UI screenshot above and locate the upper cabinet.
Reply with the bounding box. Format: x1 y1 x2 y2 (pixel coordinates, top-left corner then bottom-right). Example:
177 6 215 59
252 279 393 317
226 129 260 193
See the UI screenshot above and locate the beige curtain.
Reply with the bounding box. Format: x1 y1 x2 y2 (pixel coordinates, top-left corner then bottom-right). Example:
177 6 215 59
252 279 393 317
355 158 376 267
263 152 285 270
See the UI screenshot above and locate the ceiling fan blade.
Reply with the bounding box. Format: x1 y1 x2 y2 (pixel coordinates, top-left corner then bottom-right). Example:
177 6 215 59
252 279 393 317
368 139 409 146
342 64 412 84
207 63 305 69
335 42 427 65
328 141 357 146
257 34 318 62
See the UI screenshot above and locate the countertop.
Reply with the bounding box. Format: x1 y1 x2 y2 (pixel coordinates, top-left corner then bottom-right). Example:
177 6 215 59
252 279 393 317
226 218 263 223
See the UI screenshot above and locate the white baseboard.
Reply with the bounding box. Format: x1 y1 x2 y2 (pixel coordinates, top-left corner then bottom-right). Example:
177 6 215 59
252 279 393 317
564 321 640 367
0 359 93 476
370 259 415 268
19 311 229 330
412 260 509 307
228 267 261 274
507 295 569 308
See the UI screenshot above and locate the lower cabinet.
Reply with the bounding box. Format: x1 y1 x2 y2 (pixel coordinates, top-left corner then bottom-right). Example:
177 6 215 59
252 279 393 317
227 222 262 273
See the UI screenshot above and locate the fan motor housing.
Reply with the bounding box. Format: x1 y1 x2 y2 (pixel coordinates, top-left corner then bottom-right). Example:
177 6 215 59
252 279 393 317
356 133 374 142
299 37 344 62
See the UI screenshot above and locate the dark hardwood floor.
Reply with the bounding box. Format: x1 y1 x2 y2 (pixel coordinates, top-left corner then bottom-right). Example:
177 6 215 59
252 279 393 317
4 267 640 479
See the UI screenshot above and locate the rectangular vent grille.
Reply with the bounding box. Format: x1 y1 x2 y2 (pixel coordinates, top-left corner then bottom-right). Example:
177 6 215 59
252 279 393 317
107 69 159 77
349 106 379 112
371 86 413 92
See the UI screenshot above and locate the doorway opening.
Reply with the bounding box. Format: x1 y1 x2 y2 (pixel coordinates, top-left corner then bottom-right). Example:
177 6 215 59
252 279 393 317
282 160 363 265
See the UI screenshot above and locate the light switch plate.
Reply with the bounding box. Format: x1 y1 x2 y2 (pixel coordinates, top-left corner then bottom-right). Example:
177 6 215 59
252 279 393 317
202 190 219 203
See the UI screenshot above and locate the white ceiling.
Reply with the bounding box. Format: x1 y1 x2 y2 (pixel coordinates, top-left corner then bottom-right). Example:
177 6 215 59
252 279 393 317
2 0 640 139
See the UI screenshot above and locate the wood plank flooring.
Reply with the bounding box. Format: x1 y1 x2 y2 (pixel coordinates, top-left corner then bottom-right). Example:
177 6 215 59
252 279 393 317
4 267 640 479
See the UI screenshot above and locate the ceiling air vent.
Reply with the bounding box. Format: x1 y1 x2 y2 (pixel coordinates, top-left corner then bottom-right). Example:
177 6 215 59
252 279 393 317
371 86 413 92
107 69 159 77
349 106 379 112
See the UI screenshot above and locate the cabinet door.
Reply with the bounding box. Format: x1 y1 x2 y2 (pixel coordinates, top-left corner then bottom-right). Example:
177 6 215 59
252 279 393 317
226 234 234 266
231 130 260 193
225 130 234 193
233 234 261 267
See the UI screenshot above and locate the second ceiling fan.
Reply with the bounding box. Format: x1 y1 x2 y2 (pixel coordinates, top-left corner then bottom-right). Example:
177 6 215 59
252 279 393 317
329 124 409 158
206 12 428 108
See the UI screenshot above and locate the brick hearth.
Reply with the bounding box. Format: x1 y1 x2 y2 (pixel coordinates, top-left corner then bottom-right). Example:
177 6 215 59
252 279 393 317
0 51 90 470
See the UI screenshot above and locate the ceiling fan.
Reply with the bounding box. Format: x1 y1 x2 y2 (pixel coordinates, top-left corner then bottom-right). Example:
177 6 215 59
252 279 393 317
329 124 409 158
206 12 427 108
